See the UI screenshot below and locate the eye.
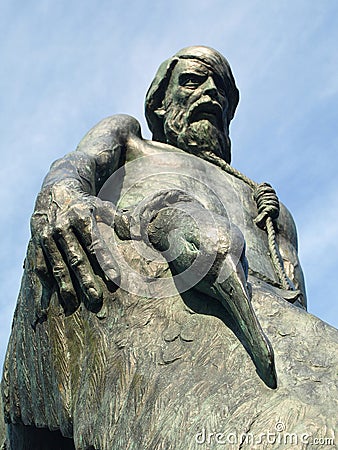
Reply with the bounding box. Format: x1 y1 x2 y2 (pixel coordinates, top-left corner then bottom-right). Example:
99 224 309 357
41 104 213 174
179 73 206 88
214 75 227 97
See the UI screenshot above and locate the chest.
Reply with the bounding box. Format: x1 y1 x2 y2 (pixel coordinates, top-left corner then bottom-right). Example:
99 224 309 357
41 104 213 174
103 138 297 285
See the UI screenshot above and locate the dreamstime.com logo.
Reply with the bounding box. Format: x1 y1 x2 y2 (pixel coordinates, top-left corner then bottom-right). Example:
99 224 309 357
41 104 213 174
194 423 335 447
96 152 245 298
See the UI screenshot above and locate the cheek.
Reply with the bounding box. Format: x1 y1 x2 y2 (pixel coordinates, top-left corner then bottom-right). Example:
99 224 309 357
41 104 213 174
165 106 185 129
172 88 197 107
223 98 229 111
220 96 229 113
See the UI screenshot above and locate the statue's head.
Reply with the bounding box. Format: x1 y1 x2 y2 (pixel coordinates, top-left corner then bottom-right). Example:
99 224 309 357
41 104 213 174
145 46 239 163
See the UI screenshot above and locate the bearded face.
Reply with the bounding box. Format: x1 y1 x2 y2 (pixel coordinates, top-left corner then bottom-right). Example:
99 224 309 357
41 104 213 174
163 102 231 162
158 59 232 163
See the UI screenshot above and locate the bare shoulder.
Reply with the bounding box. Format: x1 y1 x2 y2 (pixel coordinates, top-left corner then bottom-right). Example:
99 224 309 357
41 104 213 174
76 114 143 157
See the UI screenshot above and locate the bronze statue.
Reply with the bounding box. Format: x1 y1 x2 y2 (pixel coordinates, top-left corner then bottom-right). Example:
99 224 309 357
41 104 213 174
1 47 337 450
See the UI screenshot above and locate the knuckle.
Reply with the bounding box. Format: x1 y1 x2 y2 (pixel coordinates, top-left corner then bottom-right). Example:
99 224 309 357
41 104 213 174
54 212 70 227
69 254 84 267
69 209 91 228
67 202 78 214
81 275 96 290
78 214 92 227
30 212 48 233
52 264 66 277
39 232 49 245
53 225 63 237
40 232 54 248
34 256 46 272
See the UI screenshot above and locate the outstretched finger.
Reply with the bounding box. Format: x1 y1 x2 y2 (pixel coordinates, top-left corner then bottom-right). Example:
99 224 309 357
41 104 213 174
31 241 55 310
73 213 121 284
55 228 103 311
40 235 80 315
30 240 53 283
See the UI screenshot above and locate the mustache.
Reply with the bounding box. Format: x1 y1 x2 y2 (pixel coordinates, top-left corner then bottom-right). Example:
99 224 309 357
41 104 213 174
187 96 224 130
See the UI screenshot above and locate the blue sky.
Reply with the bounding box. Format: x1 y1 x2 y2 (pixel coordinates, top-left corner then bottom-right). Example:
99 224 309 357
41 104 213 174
1 0 338 370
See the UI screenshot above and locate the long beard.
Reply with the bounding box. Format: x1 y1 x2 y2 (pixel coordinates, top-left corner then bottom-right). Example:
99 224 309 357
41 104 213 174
163 109 231 163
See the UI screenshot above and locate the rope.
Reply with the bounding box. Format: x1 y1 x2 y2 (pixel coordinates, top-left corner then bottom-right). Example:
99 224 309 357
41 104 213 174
266 217 294 290
201 151 294 291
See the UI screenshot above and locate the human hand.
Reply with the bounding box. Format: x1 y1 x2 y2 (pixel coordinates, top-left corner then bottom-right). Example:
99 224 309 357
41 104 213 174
30 180 120 315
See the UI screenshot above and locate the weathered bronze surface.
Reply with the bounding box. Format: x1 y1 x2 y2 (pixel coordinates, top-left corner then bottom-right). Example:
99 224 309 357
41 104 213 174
1 46 337 449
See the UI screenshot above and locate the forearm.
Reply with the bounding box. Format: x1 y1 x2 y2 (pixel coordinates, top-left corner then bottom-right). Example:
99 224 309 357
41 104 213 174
29 114 140 315
41 151 97 195
41 114 138 196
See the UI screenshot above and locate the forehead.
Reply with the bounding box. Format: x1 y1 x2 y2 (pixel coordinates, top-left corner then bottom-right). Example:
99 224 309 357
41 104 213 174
168 58 227 90
172 58 211 76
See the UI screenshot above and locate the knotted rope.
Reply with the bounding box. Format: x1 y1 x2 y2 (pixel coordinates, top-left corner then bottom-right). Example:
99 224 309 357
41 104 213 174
201 152 294 291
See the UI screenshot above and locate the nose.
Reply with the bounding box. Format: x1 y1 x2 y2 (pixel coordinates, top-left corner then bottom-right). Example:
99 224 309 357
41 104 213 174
203 76 218 98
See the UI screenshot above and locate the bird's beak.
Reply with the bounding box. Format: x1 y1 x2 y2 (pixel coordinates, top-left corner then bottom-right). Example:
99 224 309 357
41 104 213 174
215 260 277 389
